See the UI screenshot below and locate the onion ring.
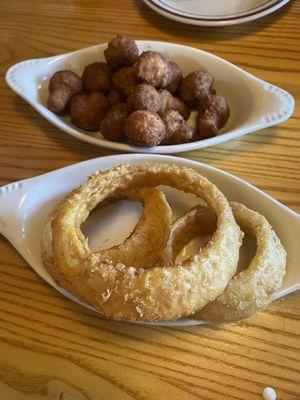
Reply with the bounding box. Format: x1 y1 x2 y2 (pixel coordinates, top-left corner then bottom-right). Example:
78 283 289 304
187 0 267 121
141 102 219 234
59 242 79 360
96 188 172 268
163 202 286 322
42 163 242 322
42 187 172 270
158 205 216 266
198 202 286 322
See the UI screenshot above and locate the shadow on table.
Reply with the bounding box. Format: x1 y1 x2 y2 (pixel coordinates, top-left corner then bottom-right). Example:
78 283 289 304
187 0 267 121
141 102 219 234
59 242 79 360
11 96 120 163
134 0 293 42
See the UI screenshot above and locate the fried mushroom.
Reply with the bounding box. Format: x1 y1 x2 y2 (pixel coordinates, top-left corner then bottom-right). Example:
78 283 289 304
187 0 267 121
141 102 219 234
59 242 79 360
179 71 214 107
100 103 128 141
165 61 182 94
136 51 171 88
127 84 161 112
49 70 83 94
70 92 108 131
125 110 166 146
112 66 137 97
161 110 195 145
159 89 190 120
197 93 230 139
47 70 83 114
104 35 139 71
82 62 112 93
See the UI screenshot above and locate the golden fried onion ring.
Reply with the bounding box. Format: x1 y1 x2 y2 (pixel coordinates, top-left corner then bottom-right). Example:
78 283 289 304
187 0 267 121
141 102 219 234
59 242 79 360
42 163 242 321
199 202 286 322
162 201 286 322
95 188 172 268
42 187 172 270
158 205 216 266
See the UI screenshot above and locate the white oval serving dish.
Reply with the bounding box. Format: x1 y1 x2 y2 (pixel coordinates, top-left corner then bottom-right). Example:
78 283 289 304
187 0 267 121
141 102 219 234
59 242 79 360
6 41 294 154
0 154 299 326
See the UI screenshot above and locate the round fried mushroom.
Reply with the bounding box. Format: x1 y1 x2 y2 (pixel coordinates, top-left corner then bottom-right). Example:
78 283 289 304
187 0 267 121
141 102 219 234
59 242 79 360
82 62 112 93
197 94 230 139
166 62 182 94
161 110 195 145
136 51 171 88
107 89 124 107
100 103 128 141
104 35 139 71
112 66 137 97
47 70 83 114
179 71 214 107
70 92 108 131
47 84 73 115
159 89 190 120
49 70 83 94
127 84 161 112
125 110 166 146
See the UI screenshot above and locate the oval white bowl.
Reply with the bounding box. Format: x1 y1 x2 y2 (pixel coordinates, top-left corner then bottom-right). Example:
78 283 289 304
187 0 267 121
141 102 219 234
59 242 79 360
0 154 299 326
6 41 294 154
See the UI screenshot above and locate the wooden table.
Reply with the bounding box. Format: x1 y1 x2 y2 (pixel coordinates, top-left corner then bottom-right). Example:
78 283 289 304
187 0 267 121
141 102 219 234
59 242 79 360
0 1 299 399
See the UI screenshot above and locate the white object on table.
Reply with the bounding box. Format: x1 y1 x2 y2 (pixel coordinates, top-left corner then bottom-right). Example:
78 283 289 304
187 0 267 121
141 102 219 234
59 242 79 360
0 154 299 326
143 0 291 26
5 41 294 154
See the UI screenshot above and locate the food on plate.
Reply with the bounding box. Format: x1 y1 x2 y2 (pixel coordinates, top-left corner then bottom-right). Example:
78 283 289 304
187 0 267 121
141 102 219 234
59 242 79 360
48 70 83 94
165 61 182 94
179 71 214 107
160 110 195 144
47 70 83 114
136 51 171 88
97 188 172 268
107 89 124 107
104 35 139 71
46 35 230 146
160 201 286 322
42 163 242 321
43 187 172 270
47 84 74 115
125 111 166 146
198 202 286 322
70 92 108 131
158 205 217 267
112 66 137 96
127 84 161 113
197 93 230 139
100 103 128 141
82 62 112 93
159 89 190 120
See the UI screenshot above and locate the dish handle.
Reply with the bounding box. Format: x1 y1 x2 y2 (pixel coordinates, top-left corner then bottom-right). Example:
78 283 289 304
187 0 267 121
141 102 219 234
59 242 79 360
0 180 27 246
259 82 294 124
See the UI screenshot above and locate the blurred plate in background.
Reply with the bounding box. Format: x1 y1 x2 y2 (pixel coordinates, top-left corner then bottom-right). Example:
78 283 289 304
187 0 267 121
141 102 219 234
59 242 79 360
142 0 290 26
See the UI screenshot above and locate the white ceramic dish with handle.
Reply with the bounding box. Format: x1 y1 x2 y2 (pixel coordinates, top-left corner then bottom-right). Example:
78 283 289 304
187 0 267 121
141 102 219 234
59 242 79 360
0 154 299 326
6 41 294 154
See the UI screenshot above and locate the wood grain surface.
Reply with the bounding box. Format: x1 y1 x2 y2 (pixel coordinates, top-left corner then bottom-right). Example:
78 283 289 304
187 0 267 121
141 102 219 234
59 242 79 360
0 1 299 399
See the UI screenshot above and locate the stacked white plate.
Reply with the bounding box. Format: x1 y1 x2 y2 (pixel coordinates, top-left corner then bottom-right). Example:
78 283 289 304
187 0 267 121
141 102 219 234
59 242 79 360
142 0 290 26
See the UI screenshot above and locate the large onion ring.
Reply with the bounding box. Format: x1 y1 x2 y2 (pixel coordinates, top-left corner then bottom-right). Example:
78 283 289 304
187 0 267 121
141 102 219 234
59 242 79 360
198 202 286 322
163 202 286 321
42 163 242 321
158 205 216 266
42 187 172 270
94 188 172 268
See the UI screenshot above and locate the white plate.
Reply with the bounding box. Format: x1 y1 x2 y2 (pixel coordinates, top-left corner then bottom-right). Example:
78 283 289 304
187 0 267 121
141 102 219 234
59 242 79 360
143 0 291 26
0 154 299 326
6 41 294 154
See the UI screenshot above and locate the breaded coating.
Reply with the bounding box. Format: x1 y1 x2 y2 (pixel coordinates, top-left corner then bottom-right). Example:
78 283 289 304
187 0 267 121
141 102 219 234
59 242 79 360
70 92 108 131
